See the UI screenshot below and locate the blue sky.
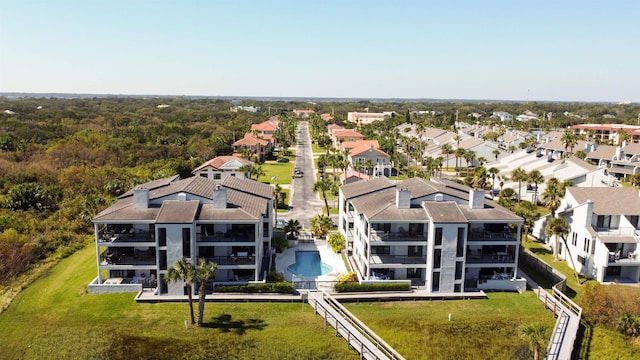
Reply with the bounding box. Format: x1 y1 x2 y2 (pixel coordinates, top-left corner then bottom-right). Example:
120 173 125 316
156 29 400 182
1 0 638 102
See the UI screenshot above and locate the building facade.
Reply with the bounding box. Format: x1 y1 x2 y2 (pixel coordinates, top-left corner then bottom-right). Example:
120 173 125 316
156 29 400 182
338 177 524 293
91 176 273 296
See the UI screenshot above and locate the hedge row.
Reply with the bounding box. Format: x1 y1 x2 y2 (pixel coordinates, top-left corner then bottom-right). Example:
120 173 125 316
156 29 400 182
334 282 411 293
215 282 293 294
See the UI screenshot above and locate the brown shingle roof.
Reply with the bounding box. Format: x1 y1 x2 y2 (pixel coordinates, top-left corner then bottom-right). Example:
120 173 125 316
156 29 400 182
423 201 467 223
567 187 640 215
222 176 273 199
193 156 253 172
156 200 199 223
340 177 394 199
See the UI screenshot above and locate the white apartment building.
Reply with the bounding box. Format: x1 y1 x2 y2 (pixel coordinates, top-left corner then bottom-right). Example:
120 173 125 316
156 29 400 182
338 177 525 293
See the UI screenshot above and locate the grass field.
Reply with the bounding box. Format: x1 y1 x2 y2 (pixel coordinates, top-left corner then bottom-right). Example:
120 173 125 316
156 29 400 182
0 246 358 360
258 162 293 185
346 292 556 360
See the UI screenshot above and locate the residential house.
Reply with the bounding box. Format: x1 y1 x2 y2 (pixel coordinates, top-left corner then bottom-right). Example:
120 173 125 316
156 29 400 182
91 176 274 295
338 177 525 292
339 140 380 153
230 106 260 113
232 133 271 162
320 113 333 121
332 129 365 147
516 110 539 122
551 187 640 284
192 155 253 181
348 144 392 177
293 109 315 119
347 112 392 125
492 112 513 122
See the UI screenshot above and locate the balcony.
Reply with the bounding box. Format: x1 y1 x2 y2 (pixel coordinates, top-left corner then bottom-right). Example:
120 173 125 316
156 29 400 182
370 230 427 242
467 229 515 242
369 254 427 265
99 230 154 243
197 231 256 243
595 227 636 237
203 255 256 266
100 249 156 266
466 253 515 264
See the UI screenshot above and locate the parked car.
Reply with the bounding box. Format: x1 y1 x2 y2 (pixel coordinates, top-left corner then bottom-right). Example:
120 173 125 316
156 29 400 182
294 167 303 174
276 158 290 163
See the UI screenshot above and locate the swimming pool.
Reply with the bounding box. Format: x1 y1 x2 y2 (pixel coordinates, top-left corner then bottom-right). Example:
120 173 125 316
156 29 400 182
287 250 332 277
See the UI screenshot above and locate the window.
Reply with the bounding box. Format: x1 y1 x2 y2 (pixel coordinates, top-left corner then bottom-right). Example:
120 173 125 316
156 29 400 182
456 227 465 257
572 232 578 246
213 173 222 180
408 246 423 256
407 268 422 278
630 215 639 228
455 261 463 280
454 284 461 293
159 250 167 270
433 249 442 269
435 228 443 246
432 272 440 292
596 215 611 229
371 246 390 255
200 173 207 178
158 228 167 247
583 238 590 253
182 228 191 258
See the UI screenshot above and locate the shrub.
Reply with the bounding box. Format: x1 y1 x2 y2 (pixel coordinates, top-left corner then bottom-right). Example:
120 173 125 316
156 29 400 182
266 271 286 282
327 233 345 253
334 282 410 293
272 236 288 253
337 272 358 282
215 282 293 294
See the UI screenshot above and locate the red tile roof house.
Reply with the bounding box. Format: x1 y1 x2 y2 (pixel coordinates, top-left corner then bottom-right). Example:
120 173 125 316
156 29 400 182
192 155 254 181
332 129 365 147
320 113 333 121
339 169 370 184
339 140 380 153
349 143 392 177
232 133 272 163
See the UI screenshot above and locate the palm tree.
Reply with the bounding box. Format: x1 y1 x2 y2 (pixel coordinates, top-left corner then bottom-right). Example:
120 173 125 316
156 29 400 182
464 150 476 170
454 147 465 171
528 170 544 204
492 149 500 162
515 200 539 242
273 184 282 223
541 178 562 217
165 257 196 325
195 258 217 326
471 166 488 189
313 177 338 217
545 217 581 283
310 214 332 237
519 324 547 360
239 164 265 180
477 156 487 167
285 219 301 239
488 167 500 194
561 129 578 157
441 143 453 169
545 217 569 262
511 167 527 202
617 129 632 146
497 188 516 209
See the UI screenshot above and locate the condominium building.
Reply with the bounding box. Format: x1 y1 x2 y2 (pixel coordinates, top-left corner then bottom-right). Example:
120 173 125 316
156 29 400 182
91 175 273 296
338 177 525 293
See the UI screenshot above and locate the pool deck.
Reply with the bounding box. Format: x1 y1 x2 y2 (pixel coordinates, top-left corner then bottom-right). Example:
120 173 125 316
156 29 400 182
276 240 348 281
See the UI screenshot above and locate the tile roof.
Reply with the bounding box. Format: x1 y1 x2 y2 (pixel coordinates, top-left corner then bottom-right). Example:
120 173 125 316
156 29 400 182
198 204 258 221
193 156 253 172
340 177 394 199
250 119 279 132
222 176 273 199
340 170 370 182
333 129 364 138
567 187 640 215
622 142 640 155
340 140 379 151
156 200 199 223
118 175 179 199
349 144 390 157
423 201 467 223
586 144 616 160
233 134 270 147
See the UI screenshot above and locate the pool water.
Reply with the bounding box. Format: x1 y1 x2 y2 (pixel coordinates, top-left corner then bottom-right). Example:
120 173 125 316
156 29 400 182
287 251 332 277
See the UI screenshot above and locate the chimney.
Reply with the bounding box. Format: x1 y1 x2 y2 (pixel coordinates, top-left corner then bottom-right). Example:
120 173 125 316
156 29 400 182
213 185 227 209
469 189 485 209
615 146 623 161
133 187 149 209
396 187 411 209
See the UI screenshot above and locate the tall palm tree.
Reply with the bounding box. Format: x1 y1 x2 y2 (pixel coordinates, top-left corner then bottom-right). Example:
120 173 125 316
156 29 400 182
454 147 465 171
165 257 196 325
545 217 569 262
313 177 338 217
273 184 282 223
488 167 500 194
561 129 578 157
464 150 476 170
528 170 544 205
541 178 562 217
195 258 217 326
441 143 453 169
511 167 527 202
492 149 500 162
471 166 488 189
519 324 547 360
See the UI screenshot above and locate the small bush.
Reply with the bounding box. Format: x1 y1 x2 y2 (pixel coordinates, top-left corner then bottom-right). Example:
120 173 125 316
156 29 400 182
215 282 293 294
337 272 358 282
266 271 286 282
327 233 345 253
334 282 410 293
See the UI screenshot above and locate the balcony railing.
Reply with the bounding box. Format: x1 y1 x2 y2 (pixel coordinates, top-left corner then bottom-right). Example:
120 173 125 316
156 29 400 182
203 255 257 266
371 231 427 242
467 230 515 242
99 231 154 243
466 253 515 264
369 254 426 265
197 232 256 243
595 227 636 237
100 251 156 266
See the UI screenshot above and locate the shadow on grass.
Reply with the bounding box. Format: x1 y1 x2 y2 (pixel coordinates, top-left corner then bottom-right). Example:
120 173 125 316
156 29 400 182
527 247 552 255
202 313 267 335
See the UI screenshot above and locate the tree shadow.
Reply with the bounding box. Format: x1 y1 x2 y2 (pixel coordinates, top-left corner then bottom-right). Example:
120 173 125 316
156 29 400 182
201 313 267 335
528 247 551 255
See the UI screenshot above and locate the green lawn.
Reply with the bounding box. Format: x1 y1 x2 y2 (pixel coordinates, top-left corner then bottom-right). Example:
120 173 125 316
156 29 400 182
346 292 556 360
258 162 293 185
0 246 358 360
311 143 325 153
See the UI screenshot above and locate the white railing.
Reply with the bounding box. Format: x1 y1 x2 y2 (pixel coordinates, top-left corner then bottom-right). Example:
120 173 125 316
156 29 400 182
536 286 582 360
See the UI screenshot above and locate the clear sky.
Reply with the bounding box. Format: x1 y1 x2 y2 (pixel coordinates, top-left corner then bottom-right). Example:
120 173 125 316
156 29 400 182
1 0 638 102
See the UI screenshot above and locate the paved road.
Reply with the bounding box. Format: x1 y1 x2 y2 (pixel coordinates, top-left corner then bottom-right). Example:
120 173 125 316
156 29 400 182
280 121 324 229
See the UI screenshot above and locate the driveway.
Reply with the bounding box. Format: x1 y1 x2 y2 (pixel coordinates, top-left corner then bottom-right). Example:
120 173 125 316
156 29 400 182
280 121 324 229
